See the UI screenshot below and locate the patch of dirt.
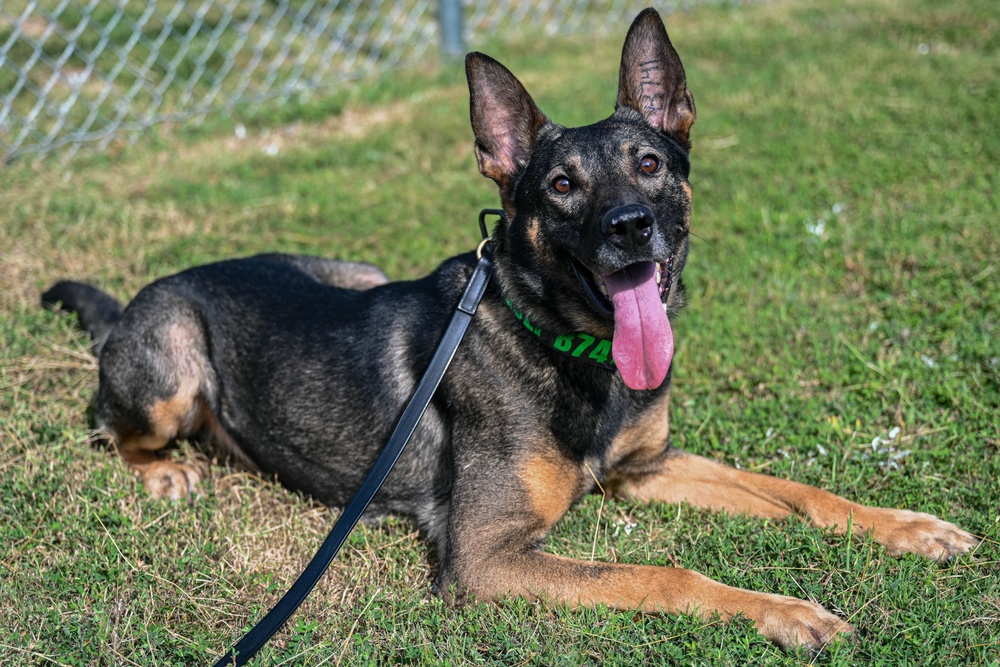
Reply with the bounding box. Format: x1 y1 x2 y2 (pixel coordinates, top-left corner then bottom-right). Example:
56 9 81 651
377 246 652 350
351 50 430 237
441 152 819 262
16 14 50 41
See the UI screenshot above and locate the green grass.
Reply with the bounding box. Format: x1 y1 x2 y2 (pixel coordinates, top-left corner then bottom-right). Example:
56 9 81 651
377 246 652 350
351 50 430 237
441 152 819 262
2 0 998 664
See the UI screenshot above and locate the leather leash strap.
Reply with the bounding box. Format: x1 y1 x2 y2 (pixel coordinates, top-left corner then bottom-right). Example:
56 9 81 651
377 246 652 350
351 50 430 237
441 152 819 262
212 212 499 666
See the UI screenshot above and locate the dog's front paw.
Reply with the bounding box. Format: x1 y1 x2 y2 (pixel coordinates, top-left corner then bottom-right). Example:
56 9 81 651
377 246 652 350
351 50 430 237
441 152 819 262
746 592 853 650
139 460 200 500
860 507 979 561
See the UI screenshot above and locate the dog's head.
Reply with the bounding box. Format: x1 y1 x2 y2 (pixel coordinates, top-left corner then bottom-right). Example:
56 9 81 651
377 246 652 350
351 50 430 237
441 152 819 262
466 8 695 391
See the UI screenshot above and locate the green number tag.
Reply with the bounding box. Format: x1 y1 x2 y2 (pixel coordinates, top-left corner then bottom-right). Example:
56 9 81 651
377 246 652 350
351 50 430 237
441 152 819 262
572 333 594 357
589 339 611 364
553 335 573 352
504 298 615 369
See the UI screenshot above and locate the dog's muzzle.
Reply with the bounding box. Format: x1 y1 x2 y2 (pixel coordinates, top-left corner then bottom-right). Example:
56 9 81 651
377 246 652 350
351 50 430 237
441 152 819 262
601 204 654 251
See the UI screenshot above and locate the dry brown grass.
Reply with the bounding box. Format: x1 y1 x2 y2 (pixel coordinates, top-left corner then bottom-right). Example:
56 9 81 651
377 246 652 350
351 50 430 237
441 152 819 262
2 0 997 663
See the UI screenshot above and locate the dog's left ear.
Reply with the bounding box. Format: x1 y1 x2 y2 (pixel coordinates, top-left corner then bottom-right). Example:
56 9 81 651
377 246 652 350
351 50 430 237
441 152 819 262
466 52 549 190
616 8 696 151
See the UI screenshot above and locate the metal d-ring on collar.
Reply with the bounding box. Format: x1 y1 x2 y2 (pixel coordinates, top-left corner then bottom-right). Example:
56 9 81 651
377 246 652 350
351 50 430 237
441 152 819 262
210 209 503 667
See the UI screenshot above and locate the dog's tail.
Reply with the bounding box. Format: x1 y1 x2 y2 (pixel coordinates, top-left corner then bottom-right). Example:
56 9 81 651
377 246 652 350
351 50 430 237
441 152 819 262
41 281 124 355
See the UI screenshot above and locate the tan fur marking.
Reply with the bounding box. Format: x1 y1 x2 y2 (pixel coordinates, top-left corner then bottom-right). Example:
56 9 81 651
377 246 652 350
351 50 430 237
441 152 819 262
116 440 201 500
613 449 978 560
117 433 170 455
681 181 692 201
526 217 542 253
519 451 580 528
606 390 670 471
617 450 793 518
116 391 250 499
148 390 196 441
463 551 852 650
112 316 215 499
148 318 206 440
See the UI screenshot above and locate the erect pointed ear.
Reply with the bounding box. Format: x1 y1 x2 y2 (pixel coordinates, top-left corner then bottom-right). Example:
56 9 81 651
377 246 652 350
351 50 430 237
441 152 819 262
466 52 549 189
616 8 696 150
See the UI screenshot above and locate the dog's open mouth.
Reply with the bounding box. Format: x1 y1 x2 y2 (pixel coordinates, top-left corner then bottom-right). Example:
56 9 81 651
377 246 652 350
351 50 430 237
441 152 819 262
571 258 674 391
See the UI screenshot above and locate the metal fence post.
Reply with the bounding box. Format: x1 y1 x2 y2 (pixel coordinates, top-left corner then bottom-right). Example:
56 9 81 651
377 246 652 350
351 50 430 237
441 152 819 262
439 0 465 56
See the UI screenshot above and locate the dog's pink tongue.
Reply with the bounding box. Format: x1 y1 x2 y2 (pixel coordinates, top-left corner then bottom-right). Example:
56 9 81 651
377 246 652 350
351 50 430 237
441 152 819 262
603 262 673 390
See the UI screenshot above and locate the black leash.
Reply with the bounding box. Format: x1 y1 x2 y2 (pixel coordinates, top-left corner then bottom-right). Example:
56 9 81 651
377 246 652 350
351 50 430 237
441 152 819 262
211 210 502 667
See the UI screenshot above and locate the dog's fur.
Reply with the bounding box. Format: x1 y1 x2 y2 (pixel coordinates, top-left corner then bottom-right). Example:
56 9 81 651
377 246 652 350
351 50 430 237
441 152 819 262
43 10 977 650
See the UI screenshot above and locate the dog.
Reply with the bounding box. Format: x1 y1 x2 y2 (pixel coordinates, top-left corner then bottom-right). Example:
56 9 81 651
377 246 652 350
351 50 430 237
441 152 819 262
43 9 977 650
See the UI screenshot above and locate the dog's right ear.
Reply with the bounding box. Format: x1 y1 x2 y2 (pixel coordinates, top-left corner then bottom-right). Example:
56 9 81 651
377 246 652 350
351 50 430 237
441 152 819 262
466 53 548 190
616 8 696 151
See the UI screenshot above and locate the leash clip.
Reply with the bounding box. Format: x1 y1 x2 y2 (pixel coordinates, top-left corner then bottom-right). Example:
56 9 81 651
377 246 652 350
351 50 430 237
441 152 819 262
478 208 505 240
475 237 491 260
476 208 504 259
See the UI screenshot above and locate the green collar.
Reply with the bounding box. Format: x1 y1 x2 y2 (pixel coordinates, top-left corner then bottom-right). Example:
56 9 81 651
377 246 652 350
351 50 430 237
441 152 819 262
504 298 616 370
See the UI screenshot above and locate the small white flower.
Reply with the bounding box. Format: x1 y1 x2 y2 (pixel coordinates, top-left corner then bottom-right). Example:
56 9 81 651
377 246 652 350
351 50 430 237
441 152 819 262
235 123 247 139
887 426 901 441
612 520 638 537
918 43 930 55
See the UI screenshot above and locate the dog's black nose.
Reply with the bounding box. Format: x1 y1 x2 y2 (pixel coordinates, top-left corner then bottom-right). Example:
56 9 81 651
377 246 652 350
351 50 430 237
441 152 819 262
601 204 654 250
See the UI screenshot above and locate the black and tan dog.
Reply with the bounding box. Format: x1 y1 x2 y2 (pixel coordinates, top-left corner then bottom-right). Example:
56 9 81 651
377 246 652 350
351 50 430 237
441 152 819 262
44 9 976 650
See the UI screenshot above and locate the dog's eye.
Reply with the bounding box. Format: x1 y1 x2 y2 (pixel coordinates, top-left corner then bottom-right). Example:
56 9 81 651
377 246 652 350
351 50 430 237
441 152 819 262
639 154 660 174
552 176 573 194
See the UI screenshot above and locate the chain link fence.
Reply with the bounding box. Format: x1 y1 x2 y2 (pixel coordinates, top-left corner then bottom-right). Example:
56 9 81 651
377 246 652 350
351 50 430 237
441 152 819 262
1 0 684 164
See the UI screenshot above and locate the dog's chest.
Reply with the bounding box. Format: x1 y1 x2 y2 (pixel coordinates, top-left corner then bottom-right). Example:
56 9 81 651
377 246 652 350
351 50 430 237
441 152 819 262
545 379 670 469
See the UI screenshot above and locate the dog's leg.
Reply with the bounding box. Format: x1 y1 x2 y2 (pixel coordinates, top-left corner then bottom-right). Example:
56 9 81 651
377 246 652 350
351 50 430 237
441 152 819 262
106 375 212 501
108 388 251 500
116 434 201 502
98 316 217 500
455 550 851 650
605 405 978 560
442 443 852 651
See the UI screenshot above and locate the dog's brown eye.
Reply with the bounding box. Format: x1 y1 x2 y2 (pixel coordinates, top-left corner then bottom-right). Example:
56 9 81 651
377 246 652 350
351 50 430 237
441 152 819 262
639 155 659 174
552 176 573 194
